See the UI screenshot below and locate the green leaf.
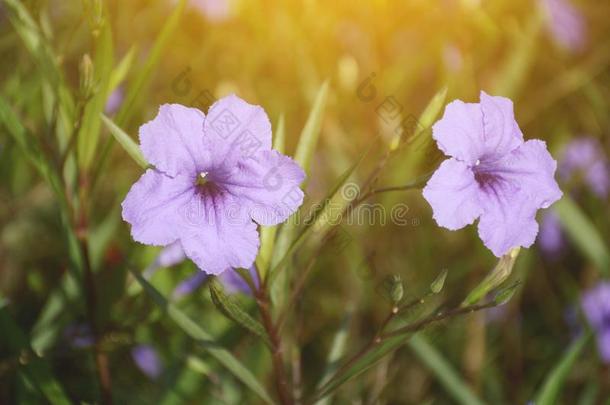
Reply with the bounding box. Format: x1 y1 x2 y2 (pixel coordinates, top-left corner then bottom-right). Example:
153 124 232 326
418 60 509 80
209 278 272 347
418 86 448 130
491 13 542 98
115 0 187 126
384 85 448 202
256 115 286 276
0 303 71 405
78 18 115 169
4 0 63 85
100 114 148 169
409 335 486 405
109 45 137 93
312 334 406 402
311 300 478 403
294 81 330 175
462 247 521 306
430 269 448 294
315 309 353 405
0 96 69 207
553 196 610 275
131 270 275 405
273 114 286 153
493 282 521 306
4 0 76 175
534 332 591 405
89 205 122 271
30 273 80 353
577 380 599 405
269 147 367 285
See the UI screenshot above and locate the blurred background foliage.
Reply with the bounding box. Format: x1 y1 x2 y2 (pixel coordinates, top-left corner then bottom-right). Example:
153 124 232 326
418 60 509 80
1 0 609 403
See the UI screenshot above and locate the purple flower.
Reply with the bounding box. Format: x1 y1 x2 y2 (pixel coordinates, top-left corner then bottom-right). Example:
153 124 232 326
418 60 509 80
191 0 231 22
157 241 187 268
581 282 610 363
442 44 463 73
423 91 562 257
131 344 163 379
122 95 305 275
540 0 587 53
172 265 259 299
537 211 564 255
104 86 124 115
64 324 94 348
219 266 258 294
559 137 609 199
172 271 208 298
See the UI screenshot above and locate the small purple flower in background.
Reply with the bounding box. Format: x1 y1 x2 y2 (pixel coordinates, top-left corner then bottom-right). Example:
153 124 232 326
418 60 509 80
131 344 163 379
564 304 583 340
538 211 564 255
157 241 187 268
559 137 609 199
104 86 124 115
122 95 305 275
191 0 231 22
537 137 608 256
423 91 562 257
172 265 258 299
219 265 259 294
172 271 208 299
581 282 610 363
64 324 94 348
442 44 463 73
540 0 587 53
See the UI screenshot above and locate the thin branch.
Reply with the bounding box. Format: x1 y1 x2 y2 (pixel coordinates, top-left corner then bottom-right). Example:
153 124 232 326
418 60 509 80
381 302 495 339
255 285 293 405
308 301 498 404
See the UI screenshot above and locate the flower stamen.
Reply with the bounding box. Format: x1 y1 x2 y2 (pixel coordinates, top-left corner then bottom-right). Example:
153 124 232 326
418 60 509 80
196 172 209 187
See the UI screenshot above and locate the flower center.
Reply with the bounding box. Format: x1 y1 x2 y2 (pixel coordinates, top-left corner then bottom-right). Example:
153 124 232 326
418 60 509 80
472 162 499 190
196 172 209 187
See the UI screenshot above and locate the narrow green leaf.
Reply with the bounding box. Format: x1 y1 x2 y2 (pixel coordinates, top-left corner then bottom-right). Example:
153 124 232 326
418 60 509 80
273 114 286 152
256 115 286 276
269 147 368 284
209 278 272 347
0 304 71 405
491 13 542 98
100 114 148 169
131 270 275 405
109 45 137 93
4 0 62 85
0 96 66 200
493 282 521 306
89 205 121 271
385 85 448 204
312 301 478 402
31 273 80 353
115 0 187 126
315 309 353 405
409 335 486 405
462 247 520 306
418 86 448 130
312 334 405 401
294 81 329 174
577 380 599 405
534 332 591 405
554 196 610 275
4 0 76 163
78 18 115 169
430 269 448 294
185 355 214 376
